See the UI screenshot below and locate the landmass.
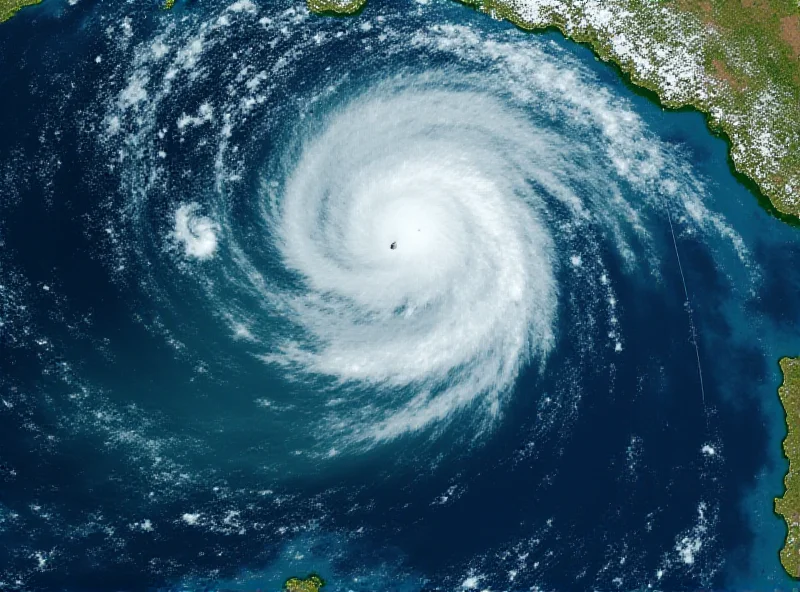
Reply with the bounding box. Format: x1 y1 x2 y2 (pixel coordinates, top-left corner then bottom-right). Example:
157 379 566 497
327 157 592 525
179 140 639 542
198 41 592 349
0 0 41 23
307 0 367 16
452 0 800 219
306 0 800 219
2 0 798 221
283 574 326 592
776 357 800 578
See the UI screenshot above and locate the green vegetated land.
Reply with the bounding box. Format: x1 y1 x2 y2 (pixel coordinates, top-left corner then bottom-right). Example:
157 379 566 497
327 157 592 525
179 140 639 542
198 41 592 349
304 0 800 217
776 357 800 578
283 573 326 592
454 0 800 218
307 0 367 16
0 0 41 23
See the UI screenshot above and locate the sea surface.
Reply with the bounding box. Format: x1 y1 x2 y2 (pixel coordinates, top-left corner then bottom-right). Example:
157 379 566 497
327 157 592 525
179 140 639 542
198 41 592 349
1 1 800 590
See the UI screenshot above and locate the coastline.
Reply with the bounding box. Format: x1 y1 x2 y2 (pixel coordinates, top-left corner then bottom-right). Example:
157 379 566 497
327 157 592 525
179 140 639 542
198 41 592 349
307 0 367 16
450 0 800 219
304 0 800 219
0 0 42 23
775 357 800 579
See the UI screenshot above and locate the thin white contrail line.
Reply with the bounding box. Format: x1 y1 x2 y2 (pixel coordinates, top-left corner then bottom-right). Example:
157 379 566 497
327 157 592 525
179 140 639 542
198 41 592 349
665 201 707 409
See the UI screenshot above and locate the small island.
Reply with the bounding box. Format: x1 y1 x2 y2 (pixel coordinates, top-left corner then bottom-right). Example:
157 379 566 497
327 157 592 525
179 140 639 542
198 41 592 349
307 0 367 16
775 357 800 578
0 0 41 23
284 573 326 592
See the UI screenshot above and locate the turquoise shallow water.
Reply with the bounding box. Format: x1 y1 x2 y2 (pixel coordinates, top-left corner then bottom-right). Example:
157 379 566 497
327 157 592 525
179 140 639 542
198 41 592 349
1 0 800 590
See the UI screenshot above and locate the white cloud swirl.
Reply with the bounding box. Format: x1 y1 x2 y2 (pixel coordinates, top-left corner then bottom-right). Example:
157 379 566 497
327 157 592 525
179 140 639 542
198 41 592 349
96 2 748 453
264 87 558 442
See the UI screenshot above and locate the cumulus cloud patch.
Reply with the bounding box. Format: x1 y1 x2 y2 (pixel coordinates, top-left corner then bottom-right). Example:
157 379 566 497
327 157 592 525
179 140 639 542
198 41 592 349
172 203 220 261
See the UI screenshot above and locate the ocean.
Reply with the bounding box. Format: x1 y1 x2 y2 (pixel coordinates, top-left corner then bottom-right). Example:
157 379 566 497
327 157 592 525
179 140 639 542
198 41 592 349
0 0 799 590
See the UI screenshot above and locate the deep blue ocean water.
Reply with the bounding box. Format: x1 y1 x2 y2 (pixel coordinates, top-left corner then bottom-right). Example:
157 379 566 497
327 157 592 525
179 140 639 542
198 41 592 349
2 1 800 591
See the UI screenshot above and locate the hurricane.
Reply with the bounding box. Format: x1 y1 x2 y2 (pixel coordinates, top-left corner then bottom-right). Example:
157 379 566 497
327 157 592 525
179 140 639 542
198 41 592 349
1 0 788 590
99 4 742 454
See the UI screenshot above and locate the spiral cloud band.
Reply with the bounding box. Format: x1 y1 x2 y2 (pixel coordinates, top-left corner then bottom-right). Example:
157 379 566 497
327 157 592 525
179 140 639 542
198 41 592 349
99 4 746 452
0 2 771 588
269 88 557 442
